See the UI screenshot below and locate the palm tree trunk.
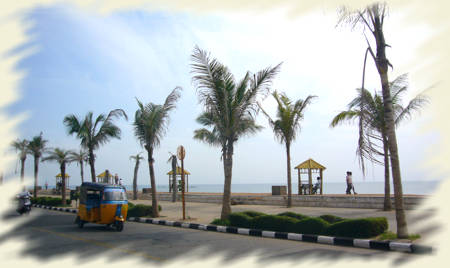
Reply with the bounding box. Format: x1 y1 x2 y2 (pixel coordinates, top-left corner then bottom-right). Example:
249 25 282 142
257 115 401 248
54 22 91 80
80 160 84 183
382 133 391 211
147 148 159 217
221 142 233 220
33 156 39 198
20 157 25 182
88 149 96 182
374 15 408 238
61 163 66 205
133 161 139 200
286 143 292 208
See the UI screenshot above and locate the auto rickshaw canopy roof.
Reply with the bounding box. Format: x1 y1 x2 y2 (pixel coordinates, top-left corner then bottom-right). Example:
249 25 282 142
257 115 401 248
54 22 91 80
80 182 125 191
167 166 191 175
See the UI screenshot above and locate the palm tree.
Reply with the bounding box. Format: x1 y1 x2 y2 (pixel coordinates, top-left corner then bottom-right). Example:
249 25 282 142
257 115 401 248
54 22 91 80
338 2 409 238
191 46 281 220
11 139 29 182
130 152 144 200
42 148 74 205
63 109 128 182
259 91 316 207
133 87 182 217
68 149 88 184
167 153 178 202
27 133 48 198
331 74 428 211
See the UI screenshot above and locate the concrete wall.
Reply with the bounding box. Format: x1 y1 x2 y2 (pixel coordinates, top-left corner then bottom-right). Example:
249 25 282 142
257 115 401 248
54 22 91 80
127 192 426 210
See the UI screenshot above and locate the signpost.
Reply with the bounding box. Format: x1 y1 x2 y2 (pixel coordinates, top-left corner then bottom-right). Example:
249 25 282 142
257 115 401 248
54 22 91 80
177 145 186 220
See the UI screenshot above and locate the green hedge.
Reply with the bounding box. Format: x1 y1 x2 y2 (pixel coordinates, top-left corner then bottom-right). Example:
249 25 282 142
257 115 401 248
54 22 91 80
127 203 162 217
229 212 253 228
252 215 299 233
31 196 68 206
295 217 330 235
319 214 344 224
277 211 308 221
326 217 388 238
221 211 388 238
242 211 267 218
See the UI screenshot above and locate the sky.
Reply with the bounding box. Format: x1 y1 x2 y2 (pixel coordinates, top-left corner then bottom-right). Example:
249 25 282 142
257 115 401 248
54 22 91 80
2 2 440 188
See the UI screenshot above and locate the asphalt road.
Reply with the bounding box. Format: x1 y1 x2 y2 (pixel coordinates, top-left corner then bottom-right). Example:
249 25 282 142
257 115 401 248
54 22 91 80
0 207 419 265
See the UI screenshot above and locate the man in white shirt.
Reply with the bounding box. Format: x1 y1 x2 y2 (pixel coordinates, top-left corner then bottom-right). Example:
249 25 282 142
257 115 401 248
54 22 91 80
345 171 357 194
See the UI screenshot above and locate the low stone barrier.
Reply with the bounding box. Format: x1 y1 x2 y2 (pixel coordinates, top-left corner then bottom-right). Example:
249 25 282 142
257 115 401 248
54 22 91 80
127 192 426 210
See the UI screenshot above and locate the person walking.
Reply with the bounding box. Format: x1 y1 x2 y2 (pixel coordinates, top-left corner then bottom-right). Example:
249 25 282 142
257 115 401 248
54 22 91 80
114 173 119 185
345 171 357 194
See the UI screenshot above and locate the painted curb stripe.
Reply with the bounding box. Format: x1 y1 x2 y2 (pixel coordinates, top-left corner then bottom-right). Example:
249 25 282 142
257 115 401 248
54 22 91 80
226 227 238 234
249 229 262 236
354 239 371 248
189 223 200 229
207 225 218 231
334 237 354 247
274 232 288 239
238 228 250 235
389 242 412 252
302 234 318 243
217 226 227 232
262 231 275 238
173 222 182 227
369 240 390 250
287 233 302 241
198 224 207 230
145 219 153 224
165 221 174 226
317 236 334 245
158 220 166 225
411 244 432 254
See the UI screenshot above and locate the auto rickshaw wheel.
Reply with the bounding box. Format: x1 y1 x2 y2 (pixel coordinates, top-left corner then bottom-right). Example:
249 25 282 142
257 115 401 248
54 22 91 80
77 217 84 229
115 221 123 232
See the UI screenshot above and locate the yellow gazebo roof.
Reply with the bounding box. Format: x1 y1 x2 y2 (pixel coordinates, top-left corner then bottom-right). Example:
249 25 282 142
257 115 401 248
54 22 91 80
97 171 114 178
167 166 191 175
55 173 70 178
294 158 326 170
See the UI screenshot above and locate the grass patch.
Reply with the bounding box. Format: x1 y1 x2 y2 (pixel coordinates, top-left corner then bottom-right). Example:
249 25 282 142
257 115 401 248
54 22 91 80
376 231 421 241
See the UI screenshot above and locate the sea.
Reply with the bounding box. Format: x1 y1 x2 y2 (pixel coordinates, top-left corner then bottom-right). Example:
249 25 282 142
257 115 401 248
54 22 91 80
112 180 441 195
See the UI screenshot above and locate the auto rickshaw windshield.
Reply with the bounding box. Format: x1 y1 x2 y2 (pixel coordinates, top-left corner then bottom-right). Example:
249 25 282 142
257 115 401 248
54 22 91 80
103 188 127 201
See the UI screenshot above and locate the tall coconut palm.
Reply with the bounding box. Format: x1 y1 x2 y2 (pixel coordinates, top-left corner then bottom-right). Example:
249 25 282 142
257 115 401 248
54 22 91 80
331 74 428 211
63 109 128 182
68 149 88 184
167 153 178 202
259 91 316 207
130 152 144 200
338 2 409 238
42 148 74 205
191 46 281 220
133 87 182 217
11 139 29 182
27 133 48 198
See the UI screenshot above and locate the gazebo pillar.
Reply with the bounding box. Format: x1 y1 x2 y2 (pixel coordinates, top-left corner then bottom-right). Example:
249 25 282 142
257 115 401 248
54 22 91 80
308 168 312 194
320 169 323 195
297 169 301 195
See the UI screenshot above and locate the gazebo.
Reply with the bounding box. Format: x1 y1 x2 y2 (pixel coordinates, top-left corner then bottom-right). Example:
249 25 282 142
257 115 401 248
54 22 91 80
167 167 190 192
55 173 70 193
294 158 326 195
97 171 114 184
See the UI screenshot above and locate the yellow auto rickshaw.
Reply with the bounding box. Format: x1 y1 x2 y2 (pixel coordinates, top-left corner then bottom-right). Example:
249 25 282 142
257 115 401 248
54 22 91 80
75 182 128 231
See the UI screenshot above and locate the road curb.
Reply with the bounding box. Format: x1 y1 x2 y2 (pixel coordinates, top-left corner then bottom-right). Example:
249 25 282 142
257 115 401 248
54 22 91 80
127 216 432 254
32 204 432 254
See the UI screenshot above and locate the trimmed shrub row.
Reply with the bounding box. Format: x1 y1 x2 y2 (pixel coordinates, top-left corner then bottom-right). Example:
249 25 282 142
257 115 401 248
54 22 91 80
127 202 162 217
31 196 71 206
212 211 388 239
